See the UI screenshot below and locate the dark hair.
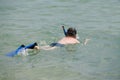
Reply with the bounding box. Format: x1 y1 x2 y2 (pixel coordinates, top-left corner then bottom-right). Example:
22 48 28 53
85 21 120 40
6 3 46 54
66 27 77 38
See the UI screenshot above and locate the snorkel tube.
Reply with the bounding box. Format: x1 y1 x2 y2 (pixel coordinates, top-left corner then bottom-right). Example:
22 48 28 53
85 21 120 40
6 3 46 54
62 26 67 36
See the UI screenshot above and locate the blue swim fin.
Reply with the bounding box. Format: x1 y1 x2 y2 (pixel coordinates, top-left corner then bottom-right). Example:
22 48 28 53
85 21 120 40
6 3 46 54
25 42 37 49
6 45 25 57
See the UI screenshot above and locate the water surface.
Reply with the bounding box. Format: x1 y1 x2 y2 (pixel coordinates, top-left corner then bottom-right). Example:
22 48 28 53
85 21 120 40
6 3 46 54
0 0 120 80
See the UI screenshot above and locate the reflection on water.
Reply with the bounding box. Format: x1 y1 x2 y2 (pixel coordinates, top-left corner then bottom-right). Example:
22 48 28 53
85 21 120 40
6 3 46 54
0 0 120 80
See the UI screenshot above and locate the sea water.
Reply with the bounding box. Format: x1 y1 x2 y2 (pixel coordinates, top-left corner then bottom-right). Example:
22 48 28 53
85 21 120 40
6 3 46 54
0 0 120 80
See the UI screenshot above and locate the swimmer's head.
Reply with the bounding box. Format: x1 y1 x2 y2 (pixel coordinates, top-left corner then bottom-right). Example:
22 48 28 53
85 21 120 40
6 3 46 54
66 27 77 38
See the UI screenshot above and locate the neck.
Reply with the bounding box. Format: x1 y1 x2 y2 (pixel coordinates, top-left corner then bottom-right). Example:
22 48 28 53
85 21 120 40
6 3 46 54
66 36 76 39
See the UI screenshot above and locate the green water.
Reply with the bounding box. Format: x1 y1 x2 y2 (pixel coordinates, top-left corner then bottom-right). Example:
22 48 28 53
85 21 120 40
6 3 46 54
0 0 120 80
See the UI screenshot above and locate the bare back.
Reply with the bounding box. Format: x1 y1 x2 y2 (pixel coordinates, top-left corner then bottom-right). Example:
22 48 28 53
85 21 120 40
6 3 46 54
58 37 80 45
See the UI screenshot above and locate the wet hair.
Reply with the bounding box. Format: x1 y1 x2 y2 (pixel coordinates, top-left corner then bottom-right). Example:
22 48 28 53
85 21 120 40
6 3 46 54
66 27 77 38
